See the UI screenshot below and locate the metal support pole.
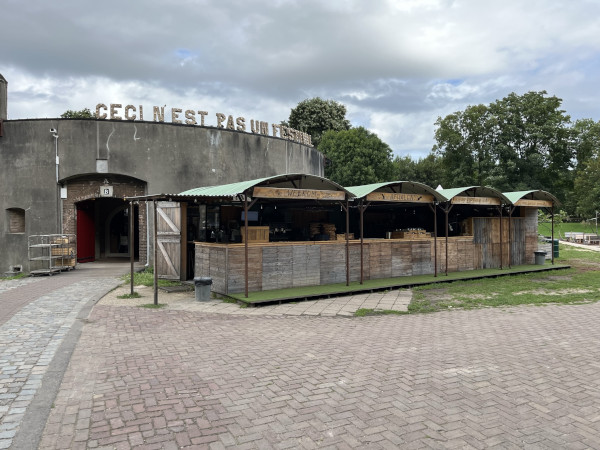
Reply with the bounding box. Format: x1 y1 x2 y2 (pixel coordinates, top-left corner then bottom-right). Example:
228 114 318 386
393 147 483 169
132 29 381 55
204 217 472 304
499 206 503 270
244 198 249 298
130 201 135 295
153 200 158 306
433 204 438 277
445 205 449 276
345 199 350 287
360 202 364 285
508 207 514 269
551 204 555 265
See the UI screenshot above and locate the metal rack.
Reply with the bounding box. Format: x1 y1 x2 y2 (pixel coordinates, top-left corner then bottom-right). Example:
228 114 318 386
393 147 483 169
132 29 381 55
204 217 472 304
28 234 76 275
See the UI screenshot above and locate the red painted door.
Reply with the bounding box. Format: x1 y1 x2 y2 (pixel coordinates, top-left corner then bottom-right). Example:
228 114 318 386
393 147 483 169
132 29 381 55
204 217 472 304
77 203 95 262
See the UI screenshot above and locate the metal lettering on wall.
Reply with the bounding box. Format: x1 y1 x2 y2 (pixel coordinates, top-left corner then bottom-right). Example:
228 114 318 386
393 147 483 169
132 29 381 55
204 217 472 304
365 192 434 203
95 103 313 147
253 187 345 201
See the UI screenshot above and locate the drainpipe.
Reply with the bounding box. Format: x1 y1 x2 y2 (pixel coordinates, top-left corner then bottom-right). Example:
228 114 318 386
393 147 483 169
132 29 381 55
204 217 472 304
51 128 60 233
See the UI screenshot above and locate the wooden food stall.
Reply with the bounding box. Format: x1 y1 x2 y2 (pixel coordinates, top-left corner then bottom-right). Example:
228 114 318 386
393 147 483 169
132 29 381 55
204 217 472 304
127 177 559 300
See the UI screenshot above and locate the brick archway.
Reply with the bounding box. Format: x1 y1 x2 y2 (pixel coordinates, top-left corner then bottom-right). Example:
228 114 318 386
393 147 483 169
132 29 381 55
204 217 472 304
62 175 148 263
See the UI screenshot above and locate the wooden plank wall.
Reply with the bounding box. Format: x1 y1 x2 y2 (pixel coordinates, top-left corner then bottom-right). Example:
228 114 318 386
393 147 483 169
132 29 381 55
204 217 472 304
369 242 392 279
227 247 262 293
262 246 293 291
522 208 538 265
292 245 321 288
391 241 413 277
321 244 347 285
196 210 541 294
436 238 476 273
472 216 535 267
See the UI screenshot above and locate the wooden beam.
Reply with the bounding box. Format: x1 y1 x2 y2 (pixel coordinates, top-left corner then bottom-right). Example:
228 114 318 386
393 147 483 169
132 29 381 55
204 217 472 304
253 186 345 201
515 199 553 208
365 192 434 203
451 196 501 206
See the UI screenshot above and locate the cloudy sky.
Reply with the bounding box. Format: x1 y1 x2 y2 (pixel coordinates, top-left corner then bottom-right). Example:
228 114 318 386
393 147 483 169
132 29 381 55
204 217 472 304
2 0 599 158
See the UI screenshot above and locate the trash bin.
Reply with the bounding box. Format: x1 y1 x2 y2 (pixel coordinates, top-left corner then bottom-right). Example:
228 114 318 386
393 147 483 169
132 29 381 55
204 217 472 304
534 251 546 265
194 277 212 301
553 239 559 258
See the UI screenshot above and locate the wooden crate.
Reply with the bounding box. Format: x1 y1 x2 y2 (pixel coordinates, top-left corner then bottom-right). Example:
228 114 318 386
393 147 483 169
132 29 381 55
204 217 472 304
241 226 269 243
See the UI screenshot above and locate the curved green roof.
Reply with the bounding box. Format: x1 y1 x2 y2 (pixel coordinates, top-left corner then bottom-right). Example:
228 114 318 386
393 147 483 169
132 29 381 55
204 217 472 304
437 186 511 204
346 181 447 202
503 190 560 205
179 173 351 199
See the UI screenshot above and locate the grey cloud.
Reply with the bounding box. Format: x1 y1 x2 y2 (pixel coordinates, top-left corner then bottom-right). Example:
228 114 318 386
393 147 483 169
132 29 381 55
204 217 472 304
2 0 600 157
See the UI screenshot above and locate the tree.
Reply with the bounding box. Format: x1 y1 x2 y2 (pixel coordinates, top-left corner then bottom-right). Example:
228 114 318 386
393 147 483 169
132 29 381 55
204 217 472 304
61 108 94 119
392 154 445 188
488 91 573 194
287 97 351 148
319 127 393 186
433 104 495 187
574 158 600 218
433 91 575 205
392 155 417 181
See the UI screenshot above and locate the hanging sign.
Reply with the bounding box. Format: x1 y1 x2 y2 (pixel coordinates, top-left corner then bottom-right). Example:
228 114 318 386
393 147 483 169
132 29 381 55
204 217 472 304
253 186 345 201
365 192 434 203
451 196 501 205
514 199 553 207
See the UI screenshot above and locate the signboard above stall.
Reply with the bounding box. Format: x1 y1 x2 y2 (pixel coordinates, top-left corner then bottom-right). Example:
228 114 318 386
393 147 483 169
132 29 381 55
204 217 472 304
365 192 434 203
451 196 501 206
514 199 553 208
252 186 345 201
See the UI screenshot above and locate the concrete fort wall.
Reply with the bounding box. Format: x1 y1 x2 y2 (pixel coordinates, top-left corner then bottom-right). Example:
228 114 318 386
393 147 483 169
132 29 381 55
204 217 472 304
0 118 324 272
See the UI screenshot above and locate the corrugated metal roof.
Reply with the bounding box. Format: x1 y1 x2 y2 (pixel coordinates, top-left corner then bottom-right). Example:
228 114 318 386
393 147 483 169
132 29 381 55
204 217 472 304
437 186 511 204
179 176 272 197
346 181 448 202
178 173 351 198
503 190 560 205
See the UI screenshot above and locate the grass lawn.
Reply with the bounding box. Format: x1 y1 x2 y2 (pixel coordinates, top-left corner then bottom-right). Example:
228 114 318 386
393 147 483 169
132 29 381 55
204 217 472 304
226 243 600 315
410 244 600 313
228 264 570 305
539 220 598 238
121 267 180 288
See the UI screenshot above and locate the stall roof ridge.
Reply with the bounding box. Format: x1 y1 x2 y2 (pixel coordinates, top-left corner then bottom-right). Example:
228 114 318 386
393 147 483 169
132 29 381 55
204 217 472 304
503 190 560 205
437 186 511 204
179 173 350 198
346 181 447 202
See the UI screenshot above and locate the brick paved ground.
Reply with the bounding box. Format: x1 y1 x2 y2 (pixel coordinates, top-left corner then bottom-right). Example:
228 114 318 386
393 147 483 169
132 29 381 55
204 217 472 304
39 300 600 449
0 262 131 449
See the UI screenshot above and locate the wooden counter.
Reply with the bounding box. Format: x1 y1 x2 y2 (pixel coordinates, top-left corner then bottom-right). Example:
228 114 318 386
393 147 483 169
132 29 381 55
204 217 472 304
195 237 465 294
194 212 538 294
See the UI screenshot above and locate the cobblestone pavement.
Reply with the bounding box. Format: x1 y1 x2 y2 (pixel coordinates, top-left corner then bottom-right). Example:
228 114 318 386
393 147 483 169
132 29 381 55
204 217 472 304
0 262 130 449
39 296 600 449
100 285 413 316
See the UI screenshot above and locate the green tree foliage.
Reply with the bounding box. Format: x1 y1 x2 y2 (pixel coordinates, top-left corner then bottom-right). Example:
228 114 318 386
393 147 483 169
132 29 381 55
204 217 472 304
433 91 575 204
433 104 495 187
392 154 444 188
320 127 393 186
61 108 94 119
287 97 351 148
574 142 600 218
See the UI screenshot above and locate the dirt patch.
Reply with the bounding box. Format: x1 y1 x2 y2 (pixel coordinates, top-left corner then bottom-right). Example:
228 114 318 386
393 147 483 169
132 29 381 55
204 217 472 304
419 288 454 303
546 275 573 281
98 284 196 307
459 293 499 300
513 288 595 296
530 275 573 283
